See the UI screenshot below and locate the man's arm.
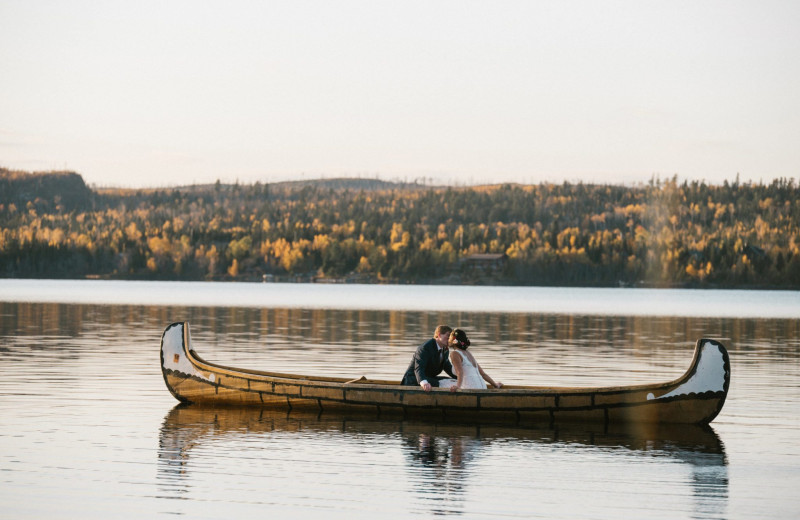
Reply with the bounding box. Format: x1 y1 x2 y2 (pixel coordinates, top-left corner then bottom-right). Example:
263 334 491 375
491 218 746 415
414 341 433 392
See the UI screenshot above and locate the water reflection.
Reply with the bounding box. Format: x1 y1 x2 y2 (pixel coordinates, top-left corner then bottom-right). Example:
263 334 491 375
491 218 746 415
401 429 484 515
5 300 797 391
4 301 799 353
5 297 798 519
158 405 728 517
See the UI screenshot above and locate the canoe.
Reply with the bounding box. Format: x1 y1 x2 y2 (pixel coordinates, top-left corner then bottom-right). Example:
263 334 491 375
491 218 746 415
160 321 731 425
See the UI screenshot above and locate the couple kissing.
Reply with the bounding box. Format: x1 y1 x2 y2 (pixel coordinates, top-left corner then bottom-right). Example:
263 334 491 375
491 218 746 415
401 325 503 392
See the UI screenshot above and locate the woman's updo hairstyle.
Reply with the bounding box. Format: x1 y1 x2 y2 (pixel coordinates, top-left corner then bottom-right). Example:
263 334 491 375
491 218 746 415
448 328 470 349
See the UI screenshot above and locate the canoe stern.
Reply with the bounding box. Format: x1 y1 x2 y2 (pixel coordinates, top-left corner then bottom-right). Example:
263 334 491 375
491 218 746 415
639 338 731 424
160 321 217 403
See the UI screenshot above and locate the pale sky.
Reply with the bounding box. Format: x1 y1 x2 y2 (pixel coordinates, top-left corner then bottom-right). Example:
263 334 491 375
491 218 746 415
1 0 798 187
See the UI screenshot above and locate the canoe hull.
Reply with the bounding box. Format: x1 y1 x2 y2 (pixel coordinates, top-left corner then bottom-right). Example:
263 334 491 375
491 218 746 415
160 321 730 425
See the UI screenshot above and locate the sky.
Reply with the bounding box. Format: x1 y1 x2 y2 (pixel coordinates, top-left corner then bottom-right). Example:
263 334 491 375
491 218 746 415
1 1 799 188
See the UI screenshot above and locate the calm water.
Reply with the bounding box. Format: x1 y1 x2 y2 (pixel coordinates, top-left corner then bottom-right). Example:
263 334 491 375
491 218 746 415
1 281 799 519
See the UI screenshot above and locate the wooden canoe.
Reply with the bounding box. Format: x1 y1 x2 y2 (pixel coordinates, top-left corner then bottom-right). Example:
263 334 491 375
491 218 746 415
160 321 731 425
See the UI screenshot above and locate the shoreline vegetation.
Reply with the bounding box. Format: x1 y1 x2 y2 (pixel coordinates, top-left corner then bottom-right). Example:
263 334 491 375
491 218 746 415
1 168 798 289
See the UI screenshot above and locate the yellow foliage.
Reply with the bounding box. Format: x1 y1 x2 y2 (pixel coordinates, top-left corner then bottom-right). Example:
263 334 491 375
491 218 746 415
227 236 252 260
148 236 172 256
48 228 65 247
270 238 290 259
74 233 93 251
281 248 303 271
390 223 404 244
228 258 239 277
391 231 410 252
313 234 331 251
125 222 141 242
437 224 448 241
419 236 435 251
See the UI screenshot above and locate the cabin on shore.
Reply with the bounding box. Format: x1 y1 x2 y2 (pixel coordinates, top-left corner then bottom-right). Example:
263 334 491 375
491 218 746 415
460 253 507 277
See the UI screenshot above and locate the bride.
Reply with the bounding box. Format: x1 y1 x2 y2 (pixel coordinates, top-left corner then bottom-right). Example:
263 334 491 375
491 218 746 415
439 329 503 391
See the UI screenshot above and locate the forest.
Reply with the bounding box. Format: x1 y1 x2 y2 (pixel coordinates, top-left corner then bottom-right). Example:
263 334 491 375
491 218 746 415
1 168 799 288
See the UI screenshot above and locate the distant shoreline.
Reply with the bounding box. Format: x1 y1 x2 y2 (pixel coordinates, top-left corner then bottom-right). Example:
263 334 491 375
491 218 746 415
3 274 798 292
2 169 799 290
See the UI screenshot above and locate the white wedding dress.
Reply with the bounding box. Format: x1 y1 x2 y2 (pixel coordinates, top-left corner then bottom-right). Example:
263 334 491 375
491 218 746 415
439 351 486 389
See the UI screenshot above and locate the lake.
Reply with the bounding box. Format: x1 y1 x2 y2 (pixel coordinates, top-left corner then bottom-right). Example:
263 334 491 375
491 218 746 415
1 280 799 519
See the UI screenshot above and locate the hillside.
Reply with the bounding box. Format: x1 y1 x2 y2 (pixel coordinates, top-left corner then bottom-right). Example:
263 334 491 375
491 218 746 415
0 168 93 211
1 169 798 288
94 177 432 197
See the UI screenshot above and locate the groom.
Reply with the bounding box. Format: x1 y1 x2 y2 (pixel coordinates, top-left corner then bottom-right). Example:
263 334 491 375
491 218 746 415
401 325 455 391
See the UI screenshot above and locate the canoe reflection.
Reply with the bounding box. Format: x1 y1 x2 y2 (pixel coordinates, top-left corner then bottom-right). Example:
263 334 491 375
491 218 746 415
158 404 727 515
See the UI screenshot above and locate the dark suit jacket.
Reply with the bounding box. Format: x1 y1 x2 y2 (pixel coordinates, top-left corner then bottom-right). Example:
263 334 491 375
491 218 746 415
401 338 456 386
